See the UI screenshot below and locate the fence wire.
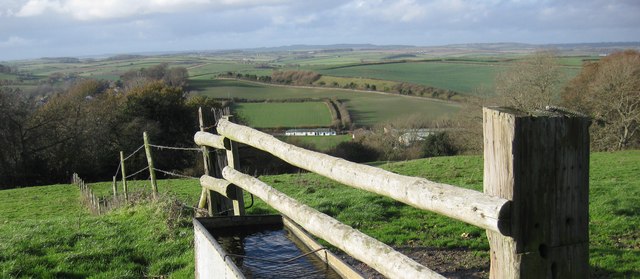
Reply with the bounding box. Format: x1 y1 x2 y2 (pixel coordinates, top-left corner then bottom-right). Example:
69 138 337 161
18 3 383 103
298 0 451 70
153 168 199 180
149 144 202 151
113 161 121 178
124 144 145 161
125 166 149 179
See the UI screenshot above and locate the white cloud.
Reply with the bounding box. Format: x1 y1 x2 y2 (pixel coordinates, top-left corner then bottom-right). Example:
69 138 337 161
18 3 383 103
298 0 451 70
14 0 289 20
16 0 63 17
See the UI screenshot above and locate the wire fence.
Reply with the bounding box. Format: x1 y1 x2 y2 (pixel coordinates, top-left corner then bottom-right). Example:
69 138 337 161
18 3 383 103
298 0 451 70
153 168 199 180
125 166 149 179
149 144 202 152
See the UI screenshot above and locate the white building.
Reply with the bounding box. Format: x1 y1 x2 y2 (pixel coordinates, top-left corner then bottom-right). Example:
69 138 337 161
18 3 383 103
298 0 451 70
285 128 337 136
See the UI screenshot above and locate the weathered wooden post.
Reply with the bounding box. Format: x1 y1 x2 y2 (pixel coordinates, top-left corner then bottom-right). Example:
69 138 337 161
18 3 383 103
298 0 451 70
112 176 118 198
197 107 213 214
143 131 159 199
483 107 589 278
222 115 245 216
120 151 129 201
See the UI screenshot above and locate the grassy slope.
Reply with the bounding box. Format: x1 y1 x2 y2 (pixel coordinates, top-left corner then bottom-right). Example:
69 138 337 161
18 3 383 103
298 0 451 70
191 79 460 127
0 184 197 278
1 151 637 277
233 102 333 128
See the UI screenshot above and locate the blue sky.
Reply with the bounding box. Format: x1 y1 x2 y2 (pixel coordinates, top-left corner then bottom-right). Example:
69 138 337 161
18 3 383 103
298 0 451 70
1 0 639 60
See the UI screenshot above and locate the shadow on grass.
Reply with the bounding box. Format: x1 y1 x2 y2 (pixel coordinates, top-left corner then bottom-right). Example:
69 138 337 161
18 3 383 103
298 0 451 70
189 79 264 90
590 248 640 278
349 109 376 126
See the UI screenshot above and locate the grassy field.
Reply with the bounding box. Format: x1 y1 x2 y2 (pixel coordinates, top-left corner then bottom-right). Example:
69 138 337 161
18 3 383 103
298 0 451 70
233 102 333 128
281 134 352 151
191 79 461 127
318 61 505 94
317 59 582 95
1 150 637 277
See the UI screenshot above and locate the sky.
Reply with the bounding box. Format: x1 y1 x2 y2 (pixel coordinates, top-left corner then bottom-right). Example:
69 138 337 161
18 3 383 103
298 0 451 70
1 0 639 61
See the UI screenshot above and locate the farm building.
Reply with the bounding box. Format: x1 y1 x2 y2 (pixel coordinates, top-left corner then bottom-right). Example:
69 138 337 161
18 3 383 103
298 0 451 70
285 128 337 136
394 128 459 145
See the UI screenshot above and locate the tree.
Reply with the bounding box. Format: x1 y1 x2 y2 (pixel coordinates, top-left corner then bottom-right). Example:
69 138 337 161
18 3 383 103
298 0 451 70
495 50 563 111
563 50 640 150
422 132 458 158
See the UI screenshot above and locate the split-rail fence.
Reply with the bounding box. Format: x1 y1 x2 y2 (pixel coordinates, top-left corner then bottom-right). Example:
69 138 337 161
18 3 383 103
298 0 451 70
194 107 590 279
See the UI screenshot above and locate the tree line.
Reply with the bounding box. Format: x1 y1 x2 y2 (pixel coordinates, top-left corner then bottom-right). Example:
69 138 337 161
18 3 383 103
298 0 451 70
218 70 461 101
0 65 219 189
454 49 640 153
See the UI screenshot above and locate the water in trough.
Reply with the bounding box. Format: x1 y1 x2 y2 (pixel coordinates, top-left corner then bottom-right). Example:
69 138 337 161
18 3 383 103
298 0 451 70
215 227 342 279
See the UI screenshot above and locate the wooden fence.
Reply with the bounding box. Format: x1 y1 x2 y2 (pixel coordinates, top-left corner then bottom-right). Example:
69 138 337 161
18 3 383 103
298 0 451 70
72 173 125 214
194 107 590 278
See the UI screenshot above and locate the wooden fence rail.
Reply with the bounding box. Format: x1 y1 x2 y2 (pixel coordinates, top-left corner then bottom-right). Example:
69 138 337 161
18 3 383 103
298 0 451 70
194 106 590 278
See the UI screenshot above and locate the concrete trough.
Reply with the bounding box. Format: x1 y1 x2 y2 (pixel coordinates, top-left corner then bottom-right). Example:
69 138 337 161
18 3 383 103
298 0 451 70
194 215 364 279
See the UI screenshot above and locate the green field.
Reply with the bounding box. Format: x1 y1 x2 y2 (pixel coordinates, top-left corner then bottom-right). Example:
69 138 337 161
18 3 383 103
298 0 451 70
233 102 333 128
1 151 638 277
191 79 461 126
318 61 505 94
317 59 582 95
281 134 352 151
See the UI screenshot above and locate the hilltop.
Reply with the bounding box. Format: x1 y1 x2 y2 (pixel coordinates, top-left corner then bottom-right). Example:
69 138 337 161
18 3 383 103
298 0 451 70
0 151 638 278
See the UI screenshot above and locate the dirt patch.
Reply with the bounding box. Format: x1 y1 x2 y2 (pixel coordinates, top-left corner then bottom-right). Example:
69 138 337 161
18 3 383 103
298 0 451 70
336 246 489 278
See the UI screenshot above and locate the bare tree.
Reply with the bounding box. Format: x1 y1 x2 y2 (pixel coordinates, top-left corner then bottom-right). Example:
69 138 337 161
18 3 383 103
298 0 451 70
496 50 563 111
564 50 640 150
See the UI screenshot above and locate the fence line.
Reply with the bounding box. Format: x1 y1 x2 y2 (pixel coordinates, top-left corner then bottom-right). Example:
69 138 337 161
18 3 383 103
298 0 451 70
153 168 200 180
125 166 149 180
73 173 125 215
220 168 443 279
124 144 145 161
200 119 510 234
194 106 590 278
149 144 202 151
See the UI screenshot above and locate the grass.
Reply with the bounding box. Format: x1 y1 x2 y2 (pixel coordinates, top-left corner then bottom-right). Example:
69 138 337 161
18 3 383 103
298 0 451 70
233 102 333 128
1 151 638 277
281 134 352 151
191 79 461 127
318 61 505 94
0 182 198 278
318 59 582 95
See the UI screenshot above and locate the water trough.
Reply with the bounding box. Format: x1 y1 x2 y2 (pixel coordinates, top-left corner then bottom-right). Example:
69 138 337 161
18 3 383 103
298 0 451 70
194 215 364 279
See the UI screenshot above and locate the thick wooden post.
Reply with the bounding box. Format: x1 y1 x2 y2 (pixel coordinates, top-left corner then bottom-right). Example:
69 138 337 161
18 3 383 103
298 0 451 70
222 115 245 216
120 151 128 201
143 131 159 199
483 107 589 278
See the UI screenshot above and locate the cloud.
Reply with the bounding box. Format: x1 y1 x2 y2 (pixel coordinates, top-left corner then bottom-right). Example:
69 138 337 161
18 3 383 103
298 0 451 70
14 0 289 20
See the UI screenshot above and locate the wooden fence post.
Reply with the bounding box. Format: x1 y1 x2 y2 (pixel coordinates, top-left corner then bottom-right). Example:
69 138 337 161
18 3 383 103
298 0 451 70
197 107 213 214
120 151 128 201
112 176 118 198
483 107 590 278
222 115 245 216
143 131 159 199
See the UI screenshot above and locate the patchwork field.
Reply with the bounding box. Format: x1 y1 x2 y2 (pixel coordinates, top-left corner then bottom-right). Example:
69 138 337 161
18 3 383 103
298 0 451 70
232 102 333 128
318 61 505 94
191 79 461 127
